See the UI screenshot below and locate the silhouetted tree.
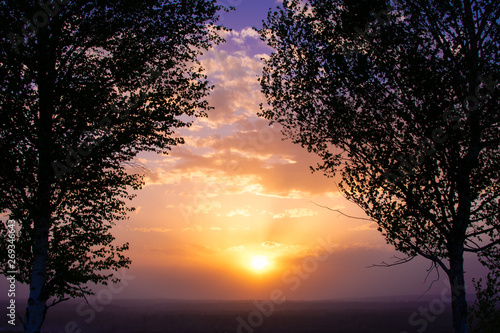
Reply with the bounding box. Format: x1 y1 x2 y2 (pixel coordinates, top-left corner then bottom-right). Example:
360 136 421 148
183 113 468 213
0 1 227 332
258 1 500 332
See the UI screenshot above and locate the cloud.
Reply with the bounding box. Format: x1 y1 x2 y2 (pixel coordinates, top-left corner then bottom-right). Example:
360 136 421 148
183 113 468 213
132 32 342 204
272 208 318 219
138 139 337 200
226 207 251 217
261 241 281 248
254 53 270 61
209 226 222 231
286 208 318 218
226 245 246 252
182 199 222 214
272 212 285 219
169 129 337 198
198 47 264 124
240 27 260 39
231 27 260 44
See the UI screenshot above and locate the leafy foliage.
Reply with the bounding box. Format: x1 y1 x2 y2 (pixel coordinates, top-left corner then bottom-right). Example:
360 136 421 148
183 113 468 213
259 0 500 331
469 249 500 332
0 0 227 305
260 0 499 271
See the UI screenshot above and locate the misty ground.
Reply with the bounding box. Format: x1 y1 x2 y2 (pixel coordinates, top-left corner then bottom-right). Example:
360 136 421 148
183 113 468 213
1 298 454 333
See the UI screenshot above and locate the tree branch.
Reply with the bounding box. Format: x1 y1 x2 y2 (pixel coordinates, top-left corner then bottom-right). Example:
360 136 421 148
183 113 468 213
47 296 70 309
464 238 500 253
311 201 375 222
466 226 499 238
368 254 416 268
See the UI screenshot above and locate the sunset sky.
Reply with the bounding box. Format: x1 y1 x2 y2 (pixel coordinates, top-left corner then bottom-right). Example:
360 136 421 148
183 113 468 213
2 0 488 302
105 0 487 301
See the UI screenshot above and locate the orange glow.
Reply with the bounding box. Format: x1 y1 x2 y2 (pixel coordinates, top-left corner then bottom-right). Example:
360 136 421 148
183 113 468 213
250 256 271 271
108 24 401 300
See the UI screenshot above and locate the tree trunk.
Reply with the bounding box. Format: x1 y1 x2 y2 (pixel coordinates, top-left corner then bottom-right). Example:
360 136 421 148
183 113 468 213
25 74 52 332
25 24 55 333
449 245 468 333
24 217 50 333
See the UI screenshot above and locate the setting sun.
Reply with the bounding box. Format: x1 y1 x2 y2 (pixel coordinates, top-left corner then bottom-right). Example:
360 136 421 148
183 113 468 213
250 256 270 271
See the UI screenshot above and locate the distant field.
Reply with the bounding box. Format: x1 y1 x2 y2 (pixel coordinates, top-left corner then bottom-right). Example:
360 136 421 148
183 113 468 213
1 299 453 333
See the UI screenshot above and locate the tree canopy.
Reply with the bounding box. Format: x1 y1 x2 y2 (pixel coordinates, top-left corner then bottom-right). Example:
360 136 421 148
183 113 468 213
259 0 500 332
0 0 227 332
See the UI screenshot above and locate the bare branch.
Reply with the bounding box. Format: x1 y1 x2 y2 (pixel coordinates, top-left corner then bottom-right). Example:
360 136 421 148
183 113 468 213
311 201 375 222
421 261 442 296
47 296 70 309
77 284 92 307
368 255 416 268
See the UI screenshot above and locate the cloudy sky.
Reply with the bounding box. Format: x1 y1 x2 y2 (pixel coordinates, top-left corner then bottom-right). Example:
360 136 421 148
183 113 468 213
101 0 488 301
2 0 487 303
